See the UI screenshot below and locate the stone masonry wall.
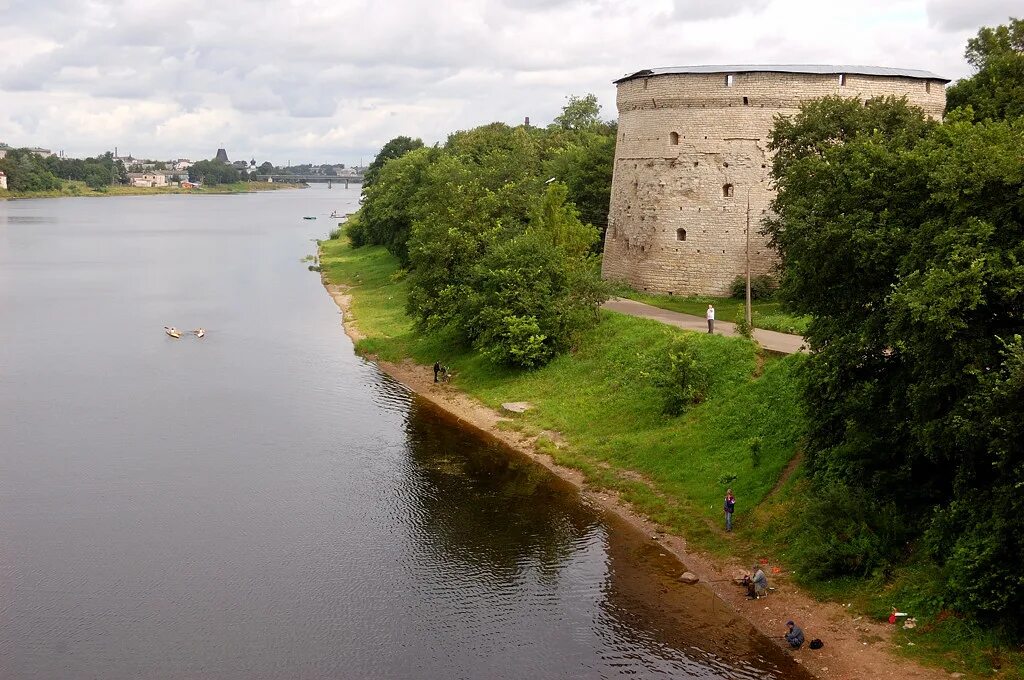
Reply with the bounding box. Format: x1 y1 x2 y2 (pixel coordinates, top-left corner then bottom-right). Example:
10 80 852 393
601 70 947 296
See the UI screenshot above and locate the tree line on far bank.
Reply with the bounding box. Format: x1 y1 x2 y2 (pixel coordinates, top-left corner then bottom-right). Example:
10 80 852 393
0 149 259 192
766 17 1024 635
0 149 129 191
343 95 616 368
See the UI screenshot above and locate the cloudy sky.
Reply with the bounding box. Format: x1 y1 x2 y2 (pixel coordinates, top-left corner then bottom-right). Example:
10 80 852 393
0 0 1017 166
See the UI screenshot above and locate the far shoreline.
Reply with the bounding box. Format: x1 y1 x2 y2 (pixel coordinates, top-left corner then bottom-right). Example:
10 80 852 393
0 181 306 201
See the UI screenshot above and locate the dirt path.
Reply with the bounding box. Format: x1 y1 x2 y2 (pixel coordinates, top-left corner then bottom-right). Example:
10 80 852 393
324 281 955 680
603 297 808 354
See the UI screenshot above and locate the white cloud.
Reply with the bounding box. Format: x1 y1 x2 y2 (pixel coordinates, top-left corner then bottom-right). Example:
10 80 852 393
0 0 1010 164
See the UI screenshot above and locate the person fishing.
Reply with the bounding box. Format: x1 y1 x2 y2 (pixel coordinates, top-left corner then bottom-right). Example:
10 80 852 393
433 361 441 383
744 565 768 598
785 620 805 649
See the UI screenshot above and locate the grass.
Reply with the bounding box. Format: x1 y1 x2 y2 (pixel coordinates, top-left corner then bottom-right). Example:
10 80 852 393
320 230 1024 679
320 234 806 556
613 285 810 335
0 180 302 200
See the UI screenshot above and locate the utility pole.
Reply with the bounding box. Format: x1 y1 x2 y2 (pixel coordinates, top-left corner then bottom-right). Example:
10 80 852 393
745 193 752 327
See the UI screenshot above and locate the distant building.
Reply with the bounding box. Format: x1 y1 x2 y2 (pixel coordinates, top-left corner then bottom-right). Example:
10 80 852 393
173 159 193 171
28 147 54 158
180 180 200 189
0 171 7 190
214 148 230 163
127 172 168 188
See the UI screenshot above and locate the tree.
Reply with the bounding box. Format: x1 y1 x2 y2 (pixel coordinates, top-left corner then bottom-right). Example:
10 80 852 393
553 94 602 130
189 160 240 185
946 17 1024 120
356 146 438 265
258 161 274 174
362 135 424 187
0 149 61 191
765 94 1024 629
543 128 616 248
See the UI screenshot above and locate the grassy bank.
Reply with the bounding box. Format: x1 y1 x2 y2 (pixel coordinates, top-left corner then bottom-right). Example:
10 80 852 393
614 286 810 335
320 234 806 555
0 180 302 200
320 232 1023 679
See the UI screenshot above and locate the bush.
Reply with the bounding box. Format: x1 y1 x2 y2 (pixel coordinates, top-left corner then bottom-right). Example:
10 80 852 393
479 314 552 368
730 274 777 300
657 336 711 415
790 484 910 580
346 216 369 248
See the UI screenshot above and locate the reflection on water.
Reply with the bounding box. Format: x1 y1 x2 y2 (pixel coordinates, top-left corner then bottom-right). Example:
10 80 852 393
0 187 810 679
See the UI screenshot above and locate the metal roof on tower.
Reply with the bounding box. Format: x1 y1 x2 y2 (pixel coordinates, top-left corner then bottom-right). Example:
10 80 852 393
614 64 949 84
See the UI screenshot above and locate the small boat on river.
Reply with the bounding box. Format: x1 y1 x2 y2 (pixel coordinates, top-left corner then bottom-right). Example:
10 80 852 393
164 326 181 338
193 328 205 338
303 216 317 220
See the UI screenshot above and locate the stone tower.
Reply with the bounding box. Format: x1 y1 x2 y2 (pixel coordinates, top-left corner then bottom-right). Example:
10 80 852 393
214 148 230 163
601 65 948 296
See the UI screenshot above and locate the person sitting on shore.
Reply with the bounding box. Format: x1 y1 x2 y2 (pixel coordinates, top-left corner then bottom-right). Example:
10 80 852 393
785 620 805 649
745 565 768 598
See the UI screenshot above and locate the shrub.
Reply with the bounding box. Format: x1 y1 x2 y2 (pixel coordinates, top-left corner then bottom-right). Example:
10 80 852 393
730 274 777 300
657 336 711 415
790 484 910 580
346 215 369 248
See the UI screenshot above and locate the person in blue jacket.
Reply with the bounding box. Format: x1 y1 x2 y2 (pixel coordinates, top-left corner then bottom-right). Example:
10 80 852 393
785 620 805 649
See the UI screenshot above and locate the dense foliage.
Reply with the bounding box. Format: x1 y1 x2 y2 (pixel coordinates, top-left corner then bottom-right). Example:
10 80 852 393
189 160 240 185
346 97 615 367
362 135 424 187
946 17 1024 121
729 274 777 300
765 80 1024 629
0 149 62 191
0 149 133 191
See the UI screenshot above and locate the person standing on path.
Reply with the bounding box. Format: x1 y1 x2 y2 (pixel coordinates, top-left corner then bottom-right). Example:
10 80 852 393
433 361 441 383
724 489 736 531
706 304 715 333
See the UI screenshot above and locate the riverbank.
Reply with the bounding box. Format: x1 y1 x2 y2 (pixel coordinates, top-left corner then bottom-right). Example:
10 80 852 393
0 180 303 200
318 235 976 680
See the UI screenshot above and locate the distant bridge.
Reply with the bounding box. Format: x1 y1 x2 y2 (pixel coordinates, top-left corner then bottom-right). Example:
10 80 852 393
257 174 364 187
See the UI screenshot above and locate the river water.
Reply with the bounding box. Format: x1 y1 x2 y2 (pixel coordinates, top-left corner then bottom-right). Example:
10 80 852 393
0 185 809 679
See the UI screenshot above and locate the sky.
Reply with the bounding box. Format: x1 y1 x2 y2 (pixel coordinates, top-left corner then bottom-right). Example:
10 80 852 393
0 0 1018 166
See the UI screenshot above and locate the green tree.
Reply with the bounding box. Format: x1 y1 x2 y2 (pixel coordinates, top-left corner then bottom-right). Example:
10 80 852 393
543 129 616 247
766 94 1024 628
258 161 274 174
363 135 424 187
356 146 438 265
946 17 1024 120
553 93 602 130
0 149 61 191
189 160 240 185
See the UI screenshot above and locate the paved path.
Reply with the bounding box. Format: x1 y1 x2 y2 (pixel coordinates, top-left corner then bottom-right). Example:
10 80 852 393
602 297 807 355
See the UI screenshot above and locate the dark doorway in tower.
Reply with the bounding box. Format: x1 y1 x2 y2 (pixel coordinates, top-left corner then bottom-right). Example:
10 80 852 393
723 183 734 198
676 228 687 241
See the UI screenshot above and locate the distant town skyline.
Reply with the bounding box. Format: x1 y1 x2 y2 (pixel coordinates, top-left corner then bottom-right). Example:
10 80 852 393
0 0 1019 164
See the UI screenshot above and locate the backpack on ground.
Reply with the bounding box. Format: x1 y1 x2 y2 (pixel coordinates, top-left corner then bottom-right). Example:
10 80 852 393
809 639 824 650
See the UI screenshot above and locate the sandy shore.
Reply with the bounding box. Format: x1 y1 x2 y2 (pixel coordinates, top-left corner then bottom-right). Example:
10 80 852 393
323 281 955 680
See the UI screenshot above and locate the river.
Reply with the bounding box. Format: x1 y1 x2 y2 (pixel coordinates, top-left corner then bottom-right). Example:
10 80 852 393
0 185 809 679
